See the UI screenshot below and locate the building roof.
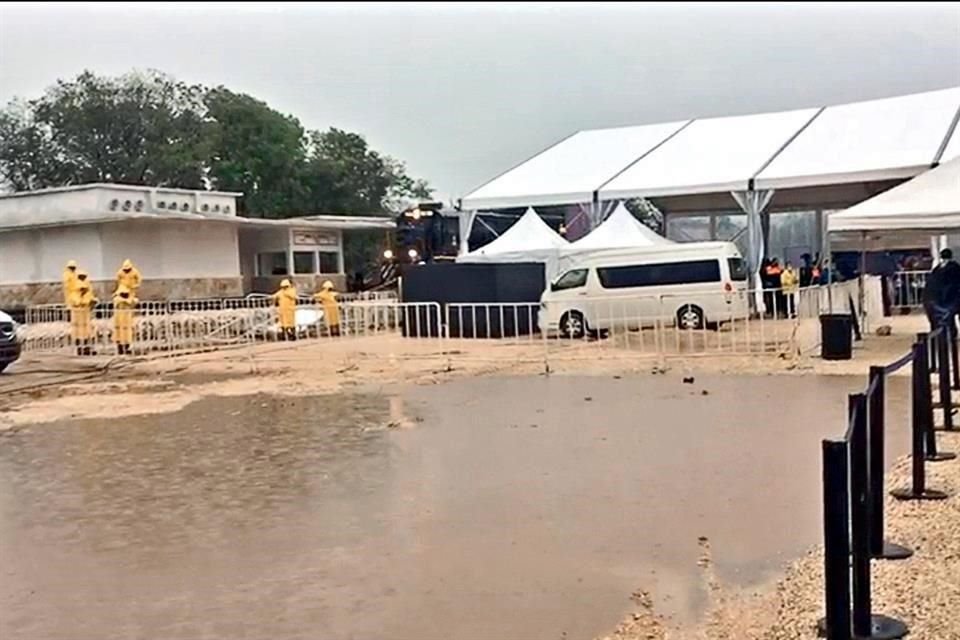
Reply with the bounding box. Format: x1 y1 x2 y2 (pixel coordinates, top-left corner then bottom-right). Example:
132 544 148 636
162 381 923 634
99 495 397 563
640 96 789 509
0 182 243 199
461 86 960 209
0 182 396 232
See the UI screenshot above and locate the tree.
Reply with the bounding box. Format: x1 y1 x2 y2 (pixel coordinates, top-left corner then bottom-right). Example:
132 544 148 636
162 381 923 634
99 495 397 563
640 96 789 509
204 87 307 217
0 70 433 270
0 71 209 189
624 198 665 234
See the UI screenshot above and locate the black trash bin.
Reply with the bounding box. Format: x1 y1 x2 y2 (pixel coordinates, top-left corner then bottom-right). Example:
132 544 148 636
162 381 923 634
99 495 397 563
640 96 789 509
820 314 853 360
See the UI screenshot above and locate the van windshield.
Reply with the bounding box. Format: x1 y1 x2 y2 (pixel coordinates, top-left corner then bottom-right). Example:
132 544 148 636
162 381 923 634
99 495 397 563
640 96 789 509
728 257 747 281
552 269 588 291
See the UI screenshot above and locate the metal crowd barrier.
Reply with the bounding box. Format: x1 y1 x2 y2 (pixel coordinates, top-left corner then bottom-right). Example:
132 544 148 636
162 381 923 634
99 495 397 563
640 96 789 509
820 320 958 640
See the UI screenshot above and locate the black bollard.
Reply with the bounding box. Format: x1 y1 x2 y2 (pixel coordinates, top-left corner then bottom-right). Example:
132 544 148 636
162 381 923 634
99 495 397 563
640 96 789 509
821 439 851 640
850 393 909 640
923 333 956 460
867 367 912 560
892 340 949 500
951 319 960 391
937 327 956 432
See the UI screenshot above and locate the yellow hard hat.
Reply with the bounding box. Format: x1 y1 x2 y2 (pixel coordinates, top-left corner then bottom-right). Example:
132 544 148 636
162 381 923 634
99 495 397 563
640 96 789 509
322 280 334 290
66 260 78 269
121 259 133 270
280 279 292 288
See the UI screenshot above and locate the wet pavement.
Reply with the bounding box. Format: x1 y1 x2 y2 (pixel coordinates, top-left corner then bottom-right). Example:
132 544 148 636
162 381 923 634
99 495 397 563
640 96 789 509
0 373 909 640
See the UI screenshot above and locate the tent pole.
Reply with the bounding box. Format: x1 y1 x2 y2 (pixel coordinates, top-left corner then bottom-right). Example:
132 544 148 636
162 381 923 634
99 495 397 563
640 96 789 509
859 231 866 328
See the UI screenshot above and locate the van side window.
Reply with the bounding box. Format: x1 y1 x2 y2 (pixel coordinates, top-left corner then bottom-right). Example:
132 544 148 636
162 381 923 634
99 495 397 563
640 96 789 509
552 269 588 291
597 260 721 289
727 257 747 281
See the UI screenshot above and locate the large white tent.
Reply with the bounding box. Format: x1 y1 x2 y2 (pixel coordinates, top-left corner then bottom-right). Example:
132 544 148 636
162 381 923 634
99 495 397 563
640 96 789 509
566 202 672 250
460 85 960 286
458 207 568 270
828 157 960 236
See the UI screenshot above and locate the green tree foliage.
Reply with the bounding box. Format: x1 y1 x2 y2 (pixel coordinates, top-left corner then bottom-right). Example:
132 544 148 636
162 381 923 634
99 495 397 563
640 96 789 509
0 70 432 272
204 87 307 217
0 70 432 216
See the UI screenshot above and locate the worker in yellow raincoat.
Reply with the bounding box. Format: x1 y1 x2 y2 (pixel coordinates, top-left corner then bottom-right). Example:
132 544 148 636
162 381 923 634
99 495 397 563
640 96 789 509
62 260 79 304
69 271 98 356
112 284 138 355
116 259 142 292
273 279 298 341
314 280 341 337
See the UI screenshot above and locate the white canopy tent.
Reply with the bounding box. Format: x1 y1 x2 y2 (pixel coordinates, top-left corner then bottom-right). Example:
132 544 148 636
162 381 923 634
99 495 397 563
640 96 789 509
458 207 569 276
566 202 672 250
828 157 960 241
460 85 960 293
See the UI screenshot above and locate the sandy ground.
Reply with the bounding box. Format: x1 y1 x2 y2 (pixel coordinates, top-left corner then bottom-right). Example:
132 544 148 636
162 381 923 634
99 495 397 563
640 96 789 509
599 430 960 640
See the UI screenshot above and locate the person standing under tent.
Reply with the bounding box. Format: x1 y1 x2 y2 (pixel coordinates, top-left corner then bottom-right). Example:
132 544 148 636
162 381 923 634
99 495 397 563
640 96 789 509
69 271 98 356
112 284 138 355
922 248 960 332
62 260 80 305
780 261 799 318
314 280 341 337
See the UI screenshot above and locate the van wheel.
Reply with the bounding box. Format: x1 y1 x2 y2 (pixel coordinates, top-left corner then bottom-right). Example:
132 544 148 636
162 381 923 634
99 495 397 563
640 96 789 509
676 305 705 331
560 311 586 339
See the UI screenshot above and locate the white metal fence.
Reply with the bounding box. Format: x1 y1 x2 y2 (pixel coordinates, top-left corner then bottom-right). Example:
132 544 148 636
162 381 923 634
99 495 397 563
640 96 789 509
19 284 871 367
892 270 929 312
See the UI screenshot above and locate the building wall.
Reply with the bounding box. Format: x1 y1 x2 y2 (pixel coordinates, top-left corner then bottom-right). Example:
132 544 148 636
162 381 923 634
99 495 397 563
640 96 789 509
0 225 104 284
99 220 240 279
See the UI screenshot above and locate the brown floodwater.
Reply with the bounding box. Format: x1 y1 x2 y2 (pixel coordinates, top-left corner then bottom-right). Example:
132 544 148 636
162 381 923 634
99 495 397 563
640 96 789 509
0 373 910 640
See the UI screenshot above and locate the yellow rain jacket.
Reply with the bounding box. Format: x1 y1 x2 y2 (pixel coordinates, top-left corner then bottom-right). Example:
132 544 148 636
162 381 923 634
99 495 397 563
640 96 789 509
116 260 142 291
112 286 138 344
780 267 799 294
273 282 298 329
69 282 98 341
314 287 340 328
62 262 79 304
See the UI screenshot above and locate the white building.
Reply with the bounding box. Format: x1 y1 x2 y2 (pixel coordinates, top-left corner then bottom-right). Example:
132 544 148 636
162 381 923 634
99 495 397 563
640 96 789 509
0 183 394 307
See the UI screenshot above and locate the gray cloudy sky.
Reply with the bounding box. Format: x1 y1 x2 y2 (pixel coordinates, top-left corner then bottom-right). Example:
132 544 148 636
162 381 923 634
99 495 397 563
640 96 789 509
1 2 958 202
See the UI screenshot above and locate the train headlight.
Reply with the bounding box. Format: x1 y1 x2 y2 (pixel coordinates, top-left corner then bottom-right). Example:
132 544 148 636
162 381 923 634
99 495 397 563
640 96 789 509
383 249 394 260
408 248 419 260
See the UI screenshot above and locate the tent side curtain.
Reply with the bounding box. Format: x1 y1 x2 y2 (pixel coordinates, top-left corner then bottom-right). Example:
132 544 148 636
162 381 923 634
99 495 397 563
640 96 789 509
827 156 960 234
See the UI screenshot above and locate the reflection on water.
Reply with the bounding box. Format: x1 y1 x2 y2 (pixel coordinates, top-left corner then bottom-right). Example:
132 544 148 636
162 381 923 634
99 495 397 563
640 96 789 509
0 375 910 640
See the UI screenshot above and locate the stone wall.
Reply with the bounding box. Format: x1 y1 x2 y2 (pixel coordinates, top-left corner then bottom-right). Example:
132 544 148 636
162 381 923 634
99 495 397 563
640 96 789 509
0 277 244 309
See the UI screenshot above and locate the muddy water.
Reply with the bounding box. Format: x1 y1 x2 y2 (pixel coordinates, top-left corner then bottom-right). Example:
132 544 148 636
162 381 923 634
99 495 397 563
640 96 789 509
0 374 909 640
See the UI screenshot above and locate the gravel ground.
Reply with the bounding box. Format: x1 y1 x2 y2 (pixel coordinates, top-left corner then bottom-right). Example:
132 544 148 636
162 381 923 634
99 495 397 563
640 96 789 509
599 430 960 640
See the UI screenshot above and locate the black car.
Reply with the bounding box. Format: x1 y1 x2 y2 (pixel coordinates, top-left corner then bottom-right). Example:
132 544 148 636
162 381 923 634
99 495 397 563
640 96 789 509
0 311 22 373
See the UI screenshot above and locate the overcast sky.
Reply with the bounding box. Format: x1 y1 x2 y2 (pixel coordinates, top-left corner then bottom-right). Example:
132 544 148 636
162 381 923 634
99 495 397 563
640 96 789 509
1 2 958 202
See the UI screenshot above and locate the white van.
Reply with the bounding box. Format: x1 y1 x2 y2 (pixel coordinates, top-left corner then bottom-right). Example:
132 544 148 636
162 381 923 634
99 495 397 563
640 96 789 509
539 242 748 338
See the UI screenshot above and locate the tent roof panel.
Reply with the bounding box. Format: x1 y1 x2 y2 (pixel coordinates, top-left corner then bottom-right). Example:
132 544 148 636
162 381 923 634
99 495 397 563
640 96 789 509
827 156 960 233
599 108 820 200
755 87 960 190
461 121 688 210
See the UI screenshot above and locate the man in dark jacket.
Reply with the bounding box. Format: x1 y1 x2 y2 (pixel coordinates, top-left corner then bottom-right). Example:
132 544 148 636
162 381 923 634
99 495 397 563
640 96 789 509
922 249 960 330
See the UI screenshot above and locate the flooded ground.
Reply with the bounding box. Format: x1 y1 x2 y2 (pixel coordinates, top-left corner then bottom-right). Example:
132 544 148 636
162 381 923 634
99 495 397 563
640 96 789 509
0 373 909 640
